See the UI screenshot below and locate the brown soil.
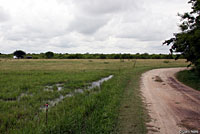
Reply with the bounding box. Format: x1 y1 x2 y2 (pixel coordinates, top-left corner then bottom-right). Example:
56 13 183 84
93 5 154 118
141 67 200 134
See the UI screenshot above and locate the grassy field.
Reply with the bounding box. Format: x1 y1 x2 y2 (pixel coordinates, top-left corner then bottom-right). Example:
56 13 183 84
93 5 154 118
0 59 187 134
177 69 200 91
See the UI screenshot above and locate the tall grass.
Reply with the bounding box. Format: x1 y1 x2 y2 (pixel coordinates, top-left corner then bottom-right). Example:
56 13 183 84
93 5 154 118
177 69 200 91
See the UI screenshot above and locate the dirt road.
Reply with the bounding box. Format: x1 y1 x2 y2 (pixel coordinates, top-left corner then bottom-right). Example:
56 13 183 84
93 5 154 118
141 67 200 134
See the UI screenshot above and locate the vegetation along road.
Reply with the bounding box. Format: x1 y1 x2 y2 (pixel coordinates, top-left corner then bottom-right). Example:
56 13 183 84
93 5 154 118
141 68 200 134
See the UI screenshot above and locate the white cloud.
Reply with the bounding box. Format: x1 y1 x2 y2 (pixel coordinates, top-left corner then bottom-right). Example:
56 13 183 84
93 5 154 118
0 6 9 22
0 0 191 54
73 0 139 15
68 15 109 34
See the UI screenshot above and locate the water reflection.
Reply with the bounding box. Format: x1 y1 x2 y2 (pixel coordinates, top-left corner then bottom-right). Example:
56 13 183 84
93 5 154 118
44 75 113 108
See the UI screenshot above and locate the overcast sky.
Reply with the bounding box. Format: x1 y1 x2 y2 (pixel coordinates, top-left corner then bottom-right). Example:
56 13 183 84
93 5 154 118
0 0 191 54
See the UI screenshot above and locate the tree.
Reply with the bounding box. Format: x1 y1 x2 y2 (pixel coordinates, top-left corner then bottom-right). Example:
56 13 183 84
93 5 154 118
121 54 131 59
163 0 200 73
45 51 54 59
13 50 26 58
100 54 106 59
113 54 121 59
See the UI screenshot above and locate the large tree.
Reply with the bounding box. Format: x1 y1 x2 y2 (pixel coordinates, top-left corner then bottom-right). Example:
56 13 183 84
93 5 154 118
163 0 200 73
13 50 26 58
45 51 54 59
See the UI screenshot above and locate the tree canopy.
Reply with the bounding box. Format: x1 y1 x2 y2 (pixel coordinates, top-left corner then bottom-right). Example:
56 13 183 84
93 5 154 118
13 50 26 58
45 51 54 59
163 0 200 73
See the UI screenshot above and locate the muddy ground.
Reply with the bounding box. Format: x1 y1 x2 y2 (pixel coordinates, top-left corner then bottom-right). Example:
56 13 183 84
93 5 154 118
141 67 200 134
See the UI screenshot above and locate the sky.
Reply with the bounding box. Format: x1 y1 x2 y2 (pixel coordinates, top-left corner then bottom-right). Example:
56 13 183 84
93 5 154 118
0 0 191 54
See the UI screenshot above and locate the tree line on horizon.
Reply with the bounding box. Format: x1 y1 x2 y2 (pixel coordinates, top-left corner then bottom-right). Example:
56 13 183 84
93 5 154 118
0 50 181 59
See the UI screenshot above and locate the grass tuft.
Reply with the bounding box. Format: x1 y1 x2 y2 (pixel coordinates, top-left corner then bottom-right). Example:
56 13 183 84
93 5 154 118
177 69 200 91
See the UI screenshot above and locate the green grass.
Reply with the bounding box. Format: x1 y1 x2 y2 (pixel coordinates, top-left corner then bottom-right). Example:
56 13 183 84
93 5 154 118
114 67 149 134
0 59 187 134
177 69 200 91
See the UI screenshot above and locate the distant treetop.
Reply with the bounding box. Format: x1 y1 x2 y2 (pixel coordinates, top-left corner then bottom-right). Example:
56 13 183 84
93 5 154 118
13 50 26 58
45 51 54 59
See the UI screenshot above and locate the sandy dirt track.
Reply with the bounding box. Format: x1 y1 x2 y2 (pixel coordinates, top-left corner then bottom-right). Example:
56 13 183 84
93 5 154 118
141 67 200 134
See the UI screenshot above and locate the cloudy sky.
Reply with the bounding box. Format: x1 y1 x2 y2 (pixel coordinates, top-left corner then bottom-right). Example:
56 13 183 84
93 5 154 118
0 0 191 54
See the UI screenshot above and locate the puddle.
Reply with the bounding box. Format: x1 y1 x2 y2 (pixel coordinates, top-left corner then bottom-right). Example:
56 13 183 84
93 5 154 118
48 93 73 107
1 93 32 102
74 75 113 93
42 75 113 109
44 86 53 91
44 83 64 91
56 84 64 91
87 75 113 89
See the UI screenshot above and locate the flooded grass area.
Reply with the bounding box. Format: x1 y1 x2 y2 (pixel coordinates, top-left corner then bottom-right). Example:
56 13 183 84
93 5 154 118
0 59 187 134
42 75 113 109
